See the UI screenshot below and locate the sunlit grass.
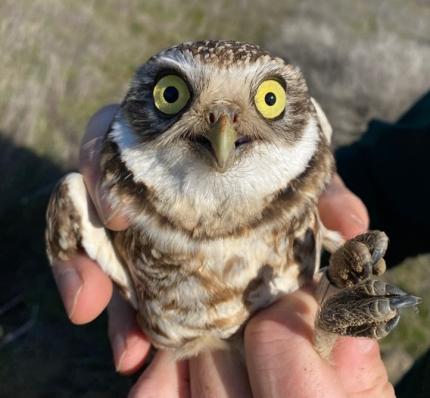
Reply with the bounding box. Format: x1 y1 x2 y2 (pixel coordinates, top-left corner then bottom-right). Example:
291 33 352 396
380 255 430 382
0 0 286 166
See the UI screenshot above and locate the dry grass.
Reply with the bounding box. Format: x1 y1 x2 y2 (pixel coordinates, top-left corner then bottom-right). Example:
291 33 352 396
381 255 430 383
2 0 429 165
0 0 286 166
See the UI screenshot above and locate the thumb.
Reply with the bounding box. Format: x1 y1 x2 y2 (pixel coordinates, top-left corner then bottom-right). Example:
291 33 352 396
79 104 130 231
318 174 369 239
244 289 346 398
331 337 394 397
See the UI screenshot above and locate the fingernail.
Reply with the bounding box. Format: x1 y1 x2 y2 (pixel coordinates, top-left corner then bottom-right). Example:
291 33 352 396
324 174 345 195
355 338 375 354
81 136 104 163
52 266 83 319
104 207 124 226
96 182 129 229
112 333 127 371
350 212 368 231
95 183 117 224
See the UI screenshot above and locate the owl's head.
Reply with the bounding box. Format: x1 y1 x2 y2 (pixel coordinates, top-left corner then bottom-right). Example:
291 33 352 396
107 40 333 235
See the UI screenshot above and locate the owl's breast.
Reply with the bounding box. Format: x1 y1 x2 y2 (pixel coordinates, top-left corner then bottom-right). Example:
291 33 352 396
112 207 321 357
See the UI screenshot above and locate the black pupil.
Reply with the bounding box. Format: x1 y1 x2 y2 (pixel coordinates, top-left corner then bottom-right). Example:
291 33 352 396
163 86 179 103
265 92 276 106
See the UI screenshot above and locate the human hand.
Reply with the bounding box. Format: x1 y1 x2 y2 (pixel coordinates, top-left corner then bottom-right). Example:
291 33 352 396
51 105 393 397
240 170 393 398
51 104 151 375
243 288 394 398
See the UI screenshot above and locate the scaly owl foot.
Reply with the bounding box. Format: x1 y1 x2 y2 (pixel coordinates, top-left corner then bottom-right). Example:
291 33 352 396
314 279 421 358
327 230 388 288
314 230 421 358
317 279 421 339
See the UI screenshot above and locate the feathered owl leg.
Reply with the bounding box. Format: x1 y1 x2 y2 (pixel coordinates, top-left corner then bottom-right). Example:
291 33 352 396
45 172 137 306
314 230 420 359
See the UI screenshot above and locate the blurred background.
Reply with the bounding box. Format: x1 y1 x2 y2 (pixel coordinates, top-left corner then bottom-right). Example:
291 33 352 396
1 0 429 396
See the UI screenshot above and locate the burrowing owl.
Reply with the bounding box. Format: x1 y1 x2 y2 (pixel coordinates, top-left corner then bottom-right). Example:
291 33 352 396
45 40 419 358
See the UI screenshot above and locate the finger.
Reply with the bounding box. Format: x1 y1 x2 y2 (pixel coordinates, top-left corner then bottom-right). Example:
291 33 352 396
79 104 129 231
128 351 190 398
107 289 151 374
318 174 369 239
189 349 251 398
331 337 394 398
52 253 112 324
245 289 346 398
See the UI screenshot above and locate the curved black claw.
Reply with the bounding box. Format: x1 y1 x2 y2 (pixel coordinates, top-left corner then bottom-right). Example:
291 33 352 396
316 279 421 340
354 230 388 267
384 315 400 335
390 295 422 309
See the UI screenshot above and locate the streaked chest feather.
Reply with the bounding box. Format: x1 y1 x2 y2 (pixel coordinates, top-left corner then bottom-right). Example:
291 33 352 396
113 208 321 352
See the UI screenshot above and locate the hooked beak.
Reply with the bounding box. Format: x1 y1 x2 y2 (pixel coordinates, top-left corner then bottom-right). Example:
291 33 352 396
204 114 238 172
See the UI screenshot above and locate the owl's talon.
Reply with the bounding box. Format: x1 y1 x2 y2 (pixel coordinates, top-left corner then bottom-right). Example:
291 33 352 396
315 279 421 354
384 315 400 334
390 294 422 310
328 230 389 288
354 230 388 264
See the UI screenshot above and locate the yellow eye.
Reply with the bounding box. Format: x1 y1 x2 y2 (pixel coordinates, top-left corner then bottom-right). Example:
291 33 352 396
153 74 191 115
254 79 286 119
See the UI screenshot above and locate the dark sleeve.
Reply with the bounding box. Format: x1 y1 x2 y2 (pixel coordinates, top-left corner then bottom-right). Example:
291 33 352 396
335 92 430 266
